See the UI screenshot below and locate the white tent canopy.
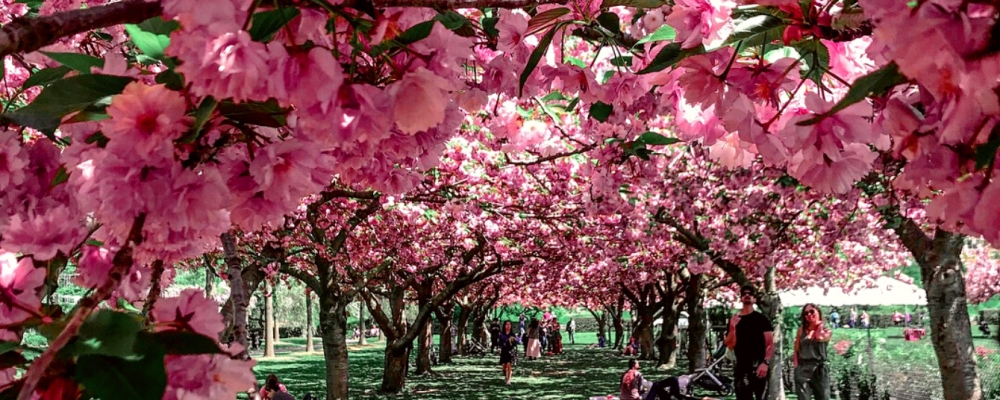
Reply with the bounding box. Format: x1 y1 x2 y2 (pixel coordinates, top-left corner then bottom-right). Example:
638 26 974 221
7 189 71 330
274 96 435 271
779 276 927 307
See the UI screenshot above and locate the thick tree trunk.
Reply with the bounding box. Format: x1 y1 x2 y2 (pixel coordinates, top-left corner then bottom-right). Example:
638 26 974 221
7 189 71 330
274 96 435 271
897 226 982 400
686 275 709 372
634 306 656 360
656 306 680 368
586 308 607 342
759 267 785 400
306 292 315 353
358 299 367 346
264 281 275 358
457 305 472 355
205 267 213 298
472 307 488 345
219 232 249 359
319 297 350 400
381 343 412 393
611 314 625 349
218 263 263 348
438 313 454 363
415 319 433 374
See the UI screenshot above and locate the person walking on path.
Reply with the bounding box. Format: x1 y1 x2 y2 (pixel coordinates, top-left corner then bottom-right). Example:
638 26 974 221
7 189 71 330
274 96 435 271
849 307 857 329
499 321 517 385
829 309 839 329
526 319 542 360
725 285 774 400
860 309 870 329
793 304 831 400
567 318 576 344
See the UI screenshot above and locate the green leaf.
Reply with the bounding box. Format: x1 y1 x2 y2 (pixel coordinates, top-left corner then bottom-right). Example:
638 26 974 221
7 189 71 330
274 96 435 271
396 20 436 46
637 131 680 146
798 62 907 126
64 310 142 358
637 42 704 74
179 96 218 144
610 56 633 67
41 52 103 74
726 14 785 47
49 166 69 189
790 39 829 86
518 24 560 96
596 12 621 34
248 8 301 43
22 66 72 88
526 8 570 35
0 342 18 355
634 25 676 47
482 9 500 37
154 69 184 90
85 132 110 147
435 11 469 30
763 46 800 63
589 101 613 123
76 351 167 400
125 17 180 61
218 99 288 127
976 132 1000 170
3 74 134 135
137 331 223 355
602 0 666 8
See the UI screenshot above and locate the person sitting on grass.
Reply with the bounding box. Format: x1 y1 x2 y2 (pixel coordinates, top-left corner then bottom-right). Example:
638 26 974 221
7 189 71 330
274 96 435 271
623 336 639 356
261 374 294 400
620 358 647 400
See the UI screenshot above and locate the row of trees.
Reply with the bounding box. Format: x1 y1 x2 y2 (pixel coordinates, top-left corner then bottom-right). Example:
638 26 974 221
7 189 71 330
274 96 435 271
0 0 999 399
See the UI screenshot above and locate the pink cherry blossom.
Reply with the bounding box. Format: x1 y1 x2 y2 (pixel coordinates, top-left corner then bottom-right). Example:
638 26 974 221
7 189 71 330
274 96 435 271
390 67 455 134
103 82 189 160
0 250 45 324
153 288 225 338
0 129 28 190
664 0 736 49
0 206 86 260
163 353 256 400
74 245 115 289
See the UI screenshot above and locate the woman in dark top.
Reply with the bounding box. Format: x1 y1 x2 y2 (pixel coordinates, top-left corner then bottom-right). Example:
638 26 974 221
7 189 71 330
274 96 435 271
793 303 831 400
499 321 517 385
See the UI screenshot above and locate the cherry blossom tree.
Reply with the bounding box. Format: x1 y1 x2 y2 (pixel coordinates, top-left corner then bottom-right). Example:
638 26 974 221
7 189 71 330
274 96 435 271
3 0 1000 399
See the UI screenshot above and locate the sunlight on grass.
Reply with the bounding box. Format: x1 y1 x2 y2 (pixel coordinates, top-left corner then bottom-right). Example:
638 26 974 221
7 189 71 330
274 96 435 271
252 329 1000 400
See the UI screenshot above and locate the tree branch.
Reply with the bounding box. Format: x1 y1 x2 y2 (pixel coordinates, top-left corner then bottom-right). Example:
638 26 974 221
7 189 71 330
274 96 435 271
0 0 162 58
1 0 573 60
360 0 568 8
279 263 322 294
19 214 146 400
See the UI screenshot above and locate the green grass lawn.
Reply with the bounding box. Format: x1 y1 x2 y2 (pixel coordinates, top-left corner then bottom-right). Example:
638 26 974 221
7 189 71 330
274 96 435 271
253 332 678 400
253 329 1000 400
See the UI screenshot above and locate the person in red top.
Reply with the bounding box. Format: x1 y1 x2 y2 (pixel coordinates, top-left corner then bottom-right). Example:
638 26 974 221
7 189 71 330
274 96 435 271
619 358 645 400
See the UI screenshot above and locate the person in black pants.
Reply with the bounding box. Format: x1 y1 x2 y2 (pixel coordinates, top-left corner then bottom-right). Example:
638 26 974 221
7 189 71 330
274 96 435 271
725 285 774 400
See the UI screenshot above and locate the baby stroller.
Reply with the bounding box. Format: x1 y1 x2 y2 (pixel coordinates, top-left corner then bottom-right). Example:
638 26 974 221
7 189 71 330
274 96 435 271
642 345 733 400
682 344 733 397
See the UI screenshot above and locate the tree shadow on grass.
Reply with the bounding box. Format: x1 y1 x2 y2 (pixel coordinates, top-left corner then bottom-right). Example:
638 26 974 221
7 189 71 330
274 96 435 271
254 343 688 400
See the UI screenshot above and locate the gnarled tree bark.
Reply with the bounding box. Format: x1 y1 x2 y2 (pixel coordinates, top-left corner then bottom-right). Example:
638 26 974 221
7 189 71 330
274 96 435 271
891 220 981 400
220 231 250 359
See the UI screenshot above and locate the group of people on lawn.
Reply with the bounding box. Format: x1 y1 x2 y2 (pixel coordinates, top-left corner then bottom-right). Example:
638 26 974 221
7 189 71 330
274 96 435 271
491 313 577 385
615 285 831 400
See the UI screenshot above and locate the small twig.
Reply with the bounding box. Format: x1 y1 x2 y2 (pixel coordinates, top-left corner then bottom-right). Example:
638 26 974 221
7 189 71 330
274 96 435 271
17 214 146 400
141 260 166 322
